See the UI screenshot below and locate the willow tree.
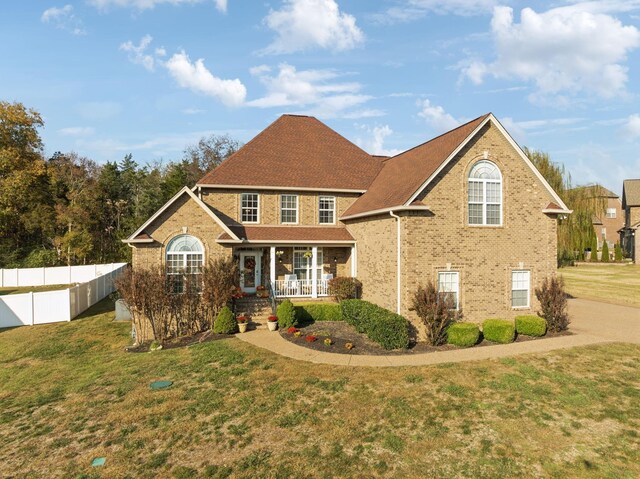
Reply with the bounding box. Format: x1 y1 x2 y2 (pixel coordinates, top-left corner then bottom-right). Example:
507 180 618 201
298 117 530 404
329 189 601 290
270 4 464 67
524 148 605 264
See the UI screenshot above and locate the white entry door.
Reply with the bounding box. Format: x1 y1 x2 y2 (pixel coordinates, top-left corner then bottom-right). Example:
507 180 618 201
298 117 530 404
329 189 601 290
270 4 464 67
239 251 261 294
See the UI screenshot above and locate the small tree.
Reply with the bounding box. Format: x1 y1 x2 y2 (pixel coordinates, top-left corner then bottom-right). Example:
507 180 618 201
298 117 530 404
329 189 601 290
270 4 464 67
614 242 623 262
201 257 239 328
589 236 598 261
411 282 461 346
328 277 361 302
535 276 570 333
213 306 237 334
601 241 609 262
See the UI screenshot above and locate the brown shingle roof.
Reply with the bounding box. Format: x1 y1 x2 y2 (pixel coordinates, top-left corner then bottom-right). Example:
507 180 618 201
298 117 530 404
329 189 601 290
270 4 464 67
572 184 619 198
342 114 490 217
217 226 354 243
198 115 383 191
623 179 640 207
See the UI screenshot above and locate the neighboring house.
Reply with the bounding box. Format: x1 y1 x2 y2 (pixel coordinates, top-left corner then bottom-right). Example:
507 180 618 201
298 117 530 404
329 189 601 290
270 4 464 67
574 185 624 250
621 179 640 264
124 113 570 332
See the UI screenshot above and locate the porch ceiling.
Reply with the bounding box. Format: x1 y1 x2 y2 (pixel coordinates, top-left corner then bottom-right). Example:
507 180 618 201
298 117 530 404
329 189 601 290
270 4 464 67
216 225 355 244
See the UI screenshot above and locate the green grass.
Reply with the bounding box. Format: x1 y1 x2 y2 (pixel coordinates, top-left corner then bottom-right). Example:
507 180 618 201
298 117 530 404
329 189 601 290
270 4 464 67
559 263 640 307
0 284 73 296
0 299 639 478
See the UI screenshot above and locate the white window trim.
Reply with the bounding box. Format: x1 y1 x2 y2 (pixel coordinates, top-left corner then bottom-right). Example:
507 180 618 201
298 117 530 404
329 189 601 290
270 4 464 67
280 194 299 225
605 208 616 219
165 235 204 293
240 192 260 224
468 161 503 227
319 195 336 225
511 270 530 309
438 271 460 310
293 246 323 279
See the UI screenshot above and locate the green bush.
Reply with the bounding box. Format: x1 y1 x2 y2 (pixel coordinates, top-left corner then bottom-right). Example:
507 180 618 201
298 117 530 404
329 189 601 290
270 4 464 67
589 236 598 261
276 299 297 329
482 319 515 344
213 306 237 334
614 242 623 261
295 303 342 323
446 322 480 347
341 299 409 350
515 315 547 337
601 241 610 262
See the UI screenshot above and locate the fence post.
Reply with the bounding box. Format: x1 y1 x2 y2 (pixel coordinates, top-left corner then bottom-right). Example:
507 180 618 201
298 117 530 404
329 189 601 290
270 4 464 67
0 268 3 288
41 266 46 285
68 265 72 284
30 292 34 326
67 287 72 321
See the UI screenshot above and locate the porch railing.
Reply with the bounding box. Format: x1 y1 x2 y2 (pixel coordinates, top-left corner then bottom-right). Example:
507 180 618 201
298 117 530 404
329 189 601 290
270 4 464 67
273 279 330 298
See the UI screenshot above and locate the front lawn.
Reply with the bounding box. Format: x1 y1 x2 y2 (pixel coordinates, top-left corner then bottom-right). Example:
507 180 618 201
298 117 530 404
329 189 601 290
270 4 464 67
0 300 639 479
559 263 640 307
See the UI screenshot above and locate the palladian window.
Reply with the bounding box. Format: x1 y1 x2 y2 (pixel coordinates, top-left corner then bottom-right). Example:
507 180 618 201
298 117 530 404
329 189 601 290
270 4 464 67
468 160 502 226
166 234 204 293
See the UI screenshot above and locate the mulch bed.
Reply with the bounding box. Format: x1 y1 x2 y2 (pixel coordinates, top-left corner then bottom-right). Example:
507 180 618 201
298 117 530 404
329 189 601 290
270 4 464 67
125 330 231 353
279 321 572 356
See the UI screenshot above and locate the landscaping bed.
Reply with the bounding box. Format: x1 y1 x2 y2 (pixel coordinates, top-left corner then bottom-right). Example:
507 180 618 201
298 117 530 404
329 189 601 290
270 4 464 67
280 321 571 356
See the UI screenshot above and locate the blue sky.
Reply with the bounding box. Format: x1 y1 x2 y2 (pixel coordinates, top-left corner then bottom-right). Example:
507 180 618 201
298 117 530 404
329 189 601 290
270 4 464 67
2 1 640 195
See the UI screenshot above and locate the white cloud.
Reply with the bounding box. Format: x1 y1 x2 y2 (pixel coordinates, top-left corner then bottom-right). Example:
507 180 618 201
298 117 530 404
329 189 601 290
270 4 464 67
262 0 364 54
417 100 459 133
88 0 227 11
355 124 403 156
120 35 156 71
247 63 382 119
58 126 95 136
165 51 246 107
371 0 499 23
621 114 640 139
461 5 640 103
500 116 586 144
41 5 86 35
182 108 205 114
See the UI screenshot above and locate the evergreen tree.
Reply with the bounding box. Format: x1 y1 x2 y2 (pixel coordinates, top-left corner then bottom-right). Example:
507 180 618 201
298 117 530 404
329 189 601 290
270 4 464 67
590 236 599 262
614 242 623 261
601 240 609 262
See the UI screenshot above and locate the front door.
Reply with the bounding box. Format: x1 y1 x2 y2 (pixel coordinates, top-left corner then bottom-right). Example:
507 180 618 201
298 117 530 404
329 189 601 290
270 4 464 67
239 251 261 294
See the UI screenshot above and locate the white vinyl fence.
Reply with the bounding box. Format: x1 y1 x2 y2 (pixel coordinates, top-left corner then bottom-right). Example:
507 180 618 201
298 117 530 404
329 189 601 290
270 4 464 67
0 263 126 329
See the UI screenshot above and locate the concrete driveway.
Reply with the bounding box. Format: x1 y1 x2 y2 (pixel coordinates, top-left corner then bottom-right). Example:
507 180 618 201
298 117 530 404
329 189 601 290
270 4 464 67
568 298 640 344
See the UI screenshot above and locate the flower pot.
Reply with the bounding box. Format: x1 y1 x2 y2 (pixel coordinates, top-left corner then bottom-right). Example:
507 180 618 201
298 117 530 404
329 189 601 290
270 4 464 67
238 322 248 333
267 320 278 331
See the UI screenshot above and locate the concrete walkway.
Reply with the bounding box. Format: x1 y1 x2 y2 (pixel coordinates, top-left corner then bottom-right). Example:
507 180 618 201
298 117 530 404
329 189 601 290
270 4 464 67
235 298 640 367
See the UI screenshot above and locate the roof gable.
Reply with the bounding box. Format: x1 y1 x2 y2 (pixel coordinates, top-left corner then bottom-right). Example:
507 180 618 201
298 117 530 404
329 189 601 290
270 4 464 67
342 113 570 219
124 186 239 242
197 114 383 191
623 179 640 207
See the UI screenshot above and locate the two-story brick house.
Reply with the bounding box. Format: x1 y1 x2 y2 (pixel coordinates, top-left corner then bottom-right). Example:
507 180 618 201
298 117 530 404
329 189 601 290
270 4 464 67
621 179 640 263
125 113 570 329
573 185 624 251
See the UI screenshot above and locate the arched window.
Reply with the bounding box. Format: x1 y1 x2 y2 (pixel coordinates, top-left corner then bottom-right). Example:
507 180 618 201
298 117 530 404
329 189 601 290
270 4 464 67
468 160 502 225
166 235 204 293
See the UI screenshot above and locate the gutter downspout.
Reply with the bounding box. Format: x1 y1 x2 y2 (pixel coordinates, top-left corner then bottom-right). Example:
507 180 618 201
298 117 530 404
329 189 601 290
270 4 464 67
389 210 401 315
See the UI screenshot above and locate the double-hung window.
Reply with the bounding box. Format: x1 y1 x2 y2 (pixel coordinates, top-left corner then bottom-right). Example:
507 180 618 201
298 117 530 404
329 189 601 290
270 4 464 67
293 247 323 280
241 193 259 223
468 160 502 226
166 234 204 293
438 271 459 310
319 196 335 224
511 270 530 308
280 194 298 224
605 208 616 219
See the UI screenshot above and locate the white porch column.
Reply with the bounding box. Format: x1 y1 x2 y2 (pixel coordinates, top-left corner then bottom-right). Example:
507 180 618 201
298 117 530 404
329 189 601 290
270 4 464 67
350 245 357 277
311 246 318 298
270 246 276 287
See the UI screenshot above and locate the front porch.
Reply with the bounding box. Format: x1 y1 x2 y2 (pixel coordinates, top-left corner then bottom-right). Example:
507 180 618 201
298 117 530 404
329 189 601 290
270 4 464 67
235 245 355 299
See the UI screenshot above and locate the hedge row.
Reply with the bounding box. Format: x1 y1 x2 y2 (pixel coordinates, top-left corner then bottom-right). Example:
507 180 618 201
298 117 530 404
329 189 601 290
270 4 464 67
446 315 547 347
295 303 343 323
341 299 409 350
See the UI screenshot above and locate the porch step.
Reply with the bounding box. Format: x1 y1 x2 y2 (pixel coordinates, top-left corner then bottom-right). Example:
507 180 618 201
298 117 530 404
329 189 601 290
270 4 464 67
234 296 274 322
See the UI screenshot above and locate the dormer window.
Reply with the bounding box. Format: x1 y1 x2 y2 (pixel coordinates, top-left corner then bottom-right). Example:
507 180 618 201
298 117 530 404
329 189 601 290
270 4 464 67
468 160 502 226
319 196 335 224
241 193 259 223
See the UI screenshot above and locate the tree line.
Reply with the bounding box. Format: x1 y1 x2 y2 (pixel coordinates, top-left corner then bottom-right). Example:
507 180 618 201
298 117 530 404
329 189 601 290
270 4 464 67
0 101 239 268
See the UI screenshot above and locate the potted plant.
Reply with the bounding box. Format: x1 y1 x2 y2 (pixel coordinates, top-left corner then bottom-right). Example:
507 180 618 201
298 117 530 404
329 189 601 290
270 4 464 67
237 315 248 333
267 315 278 331
256 285 268 298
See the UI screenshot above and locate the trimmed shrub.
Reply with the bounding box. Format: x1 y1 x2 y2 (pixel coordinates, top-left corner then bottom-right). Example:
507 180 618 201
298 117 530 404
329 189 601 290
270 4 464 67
411 282 461 346
328 277 361 302
276 299 297 329
601 241 610 262
446 322 480 347
515 315 547 337
589 236 598 261
341 299 409 350
213 306 237 334
295 303 342 323
614 242 623 261
535 276 570 333
482 319 515 344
